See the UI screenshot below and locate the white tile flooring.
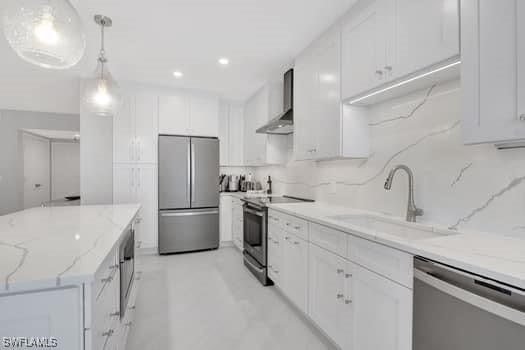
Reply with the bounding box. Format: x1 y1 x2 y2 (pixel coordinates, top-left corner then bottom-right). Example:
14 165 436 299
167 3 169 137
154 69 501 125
126 247 336 350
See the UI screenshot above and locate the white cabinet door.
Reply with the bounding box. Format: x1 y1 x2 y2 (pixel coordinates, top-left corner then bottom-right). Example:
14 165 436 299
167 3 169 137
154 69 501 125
218 102 230 166
315 26 343 160
308 243 347 348
135 164 157 249
158 94 190 135
228 104 244 166
189 95 219 137
219 195 232 242
0 287 83 350
282 233 308 313
135 92 158 163
113 164 135 204
267 224 283 286
113 94 136 163
244 89 267 165
293 49 317 161
461 0 525 144
351 263 412 350
394 0 459 79
341 0 385 100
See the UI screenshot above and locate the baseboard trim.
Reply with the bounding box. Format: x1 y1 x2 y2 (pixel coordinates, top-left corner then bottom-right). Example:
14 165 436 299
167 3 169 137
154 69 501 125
220 241 234 248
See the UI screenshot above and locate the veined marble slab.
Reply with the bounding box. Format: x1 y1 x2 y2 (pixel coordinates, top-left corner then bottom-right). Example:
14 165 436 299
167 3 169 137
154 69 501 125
0 204 140 294
268 202 525 290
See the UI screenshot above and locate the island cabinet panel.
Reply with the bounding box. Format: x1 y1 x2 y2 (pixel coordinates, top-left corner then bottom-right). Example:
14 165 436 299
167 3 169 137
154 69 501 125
0 287 83 350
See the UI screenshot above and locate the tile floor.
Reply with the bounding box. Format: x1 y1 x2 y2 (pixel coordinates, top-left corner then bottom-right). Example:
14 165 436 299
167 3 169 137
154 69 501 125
126 247 336 350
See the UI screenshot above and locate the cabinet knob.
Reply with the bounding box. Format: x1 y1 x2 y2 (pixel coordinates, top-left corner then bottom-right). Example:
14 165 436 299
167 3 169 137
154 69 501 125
294 225 300 230
336 293 344 299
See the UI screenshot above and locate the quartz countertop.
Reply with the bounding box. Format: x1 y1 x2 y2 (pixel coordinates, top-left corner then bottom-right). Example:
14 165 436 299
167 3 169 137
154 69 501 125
0 204 140 294
267 202 525 290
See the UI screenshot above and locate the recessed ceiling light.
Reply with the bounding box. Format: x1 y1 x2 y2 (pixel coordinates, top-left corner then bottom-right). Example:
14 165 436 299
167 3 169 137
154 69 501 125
173 71 183 78
218 57 229 66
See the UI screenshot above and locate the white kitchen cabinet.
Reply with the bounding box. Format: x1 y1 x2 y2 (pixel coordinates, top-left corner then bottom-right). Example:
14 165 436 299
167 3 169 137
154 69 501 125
461 0 525 145
267 223 283 285
341 0 459 103
220 194 233 243
0 287 83 350
159 93 219 137
351 263 412 350
114 91 158 164
282 232 308 313
341 0 385 100
308 243 349 348
113 163 157 249
232 197 244 250
294 24 370 160
218 102 245 166
158 94 190 135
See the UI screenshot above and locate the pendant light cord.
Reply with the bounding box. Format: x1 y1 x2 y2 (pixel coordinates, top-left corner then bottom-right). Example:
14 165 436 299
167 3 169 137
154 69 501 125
98 21 106 79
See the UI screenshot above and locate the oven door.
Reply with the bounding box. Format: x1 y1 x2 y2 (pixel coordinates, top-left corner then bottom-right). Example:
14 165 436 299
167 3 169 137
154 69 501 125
243 203 267 266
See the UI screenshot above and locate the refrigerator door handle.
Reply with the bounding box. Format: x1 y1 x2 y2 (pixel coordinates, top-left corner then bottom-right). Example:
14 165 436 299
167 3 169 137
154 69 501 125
191 142 196 204
160 210 219 217
187 141 191 203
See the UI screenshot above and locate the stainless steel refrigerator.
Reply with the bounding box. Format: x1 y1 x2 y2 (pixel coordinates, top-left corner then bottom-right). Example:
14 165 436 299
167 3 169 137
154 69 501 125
158 135 220 254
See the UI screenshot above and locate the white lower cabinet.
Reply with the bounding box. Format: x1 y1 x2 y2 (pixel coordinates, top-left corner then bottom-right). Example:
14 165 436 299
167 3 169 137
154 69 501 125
232 198 244 250
220 195 233 243
351 263 412 350
282 232 308 313
268 209 413 350
308 243 349 348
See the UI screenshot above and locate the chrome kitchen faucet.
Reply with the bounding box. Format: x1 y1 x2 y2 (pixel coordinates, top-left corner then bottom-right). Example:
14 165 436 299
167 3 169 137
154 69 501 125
384 164 424 222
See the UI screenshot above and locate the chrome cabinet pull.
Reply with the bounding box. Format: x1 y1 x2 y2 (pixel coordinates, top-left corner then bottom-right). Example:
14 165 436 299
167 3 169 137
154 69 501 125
125 322 133 327
345 273 352 278
101 276 113 283
293 241 300 245
384 65 392 72
109 311 120 317
337 293 344 299
345 299 352 304
336 269 344 274
109 264 119 270
102 329 114 337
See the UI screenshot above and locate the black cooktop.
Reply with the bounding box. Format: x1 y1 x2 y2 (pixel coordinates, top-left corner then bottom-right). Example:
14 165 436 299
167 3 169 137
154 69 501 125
243 195 314 207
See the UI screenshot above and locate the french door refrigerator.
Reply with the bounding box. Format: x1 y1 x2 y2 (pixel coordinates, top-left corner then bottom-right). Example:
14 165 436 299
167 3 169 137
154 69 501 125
158 135 220 254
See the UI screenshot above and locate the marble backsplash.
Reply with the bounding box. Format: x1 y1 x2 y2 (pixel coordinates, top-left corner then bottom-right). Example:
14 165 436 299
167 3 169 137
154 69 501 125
255 79 525 237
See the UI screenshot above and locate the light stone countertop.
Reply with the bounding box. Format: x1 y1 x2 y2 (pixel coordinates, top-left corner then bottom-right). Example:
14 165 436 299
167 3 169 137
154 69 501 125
0 204 141 294
267 202 525 290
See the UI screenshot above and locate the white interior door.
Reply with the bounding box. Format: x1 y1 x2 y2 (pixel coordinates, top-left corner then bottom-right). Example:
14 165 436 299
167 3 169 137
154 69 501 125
51 141 80 200
23 133 50 208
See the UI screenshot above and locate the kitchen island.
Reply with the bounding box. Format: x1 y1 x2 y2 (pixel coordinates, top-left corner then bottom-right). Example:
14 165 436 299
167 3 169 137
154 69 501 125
0 204 141 350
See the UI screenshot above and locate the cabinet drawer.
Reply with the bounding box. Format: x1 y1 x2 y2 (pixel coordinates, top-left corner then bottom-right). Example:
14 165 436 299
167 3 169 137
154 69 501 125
347 235 413 288
309 222 348 258
93 250 119 300
268 210 284 228
281 213 308 240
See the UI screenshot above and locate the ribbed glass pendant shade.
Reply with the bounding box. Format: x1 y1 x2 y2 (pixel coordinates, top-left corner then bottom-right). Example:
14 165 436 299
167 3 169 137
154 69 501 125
83 60 121 117
2 0 85 69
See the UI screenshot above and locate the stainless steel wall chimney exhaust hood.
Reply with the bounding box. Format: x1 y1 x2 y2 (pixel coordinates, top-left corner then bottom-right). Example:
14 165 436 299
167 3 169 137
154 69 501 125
256 69 294 135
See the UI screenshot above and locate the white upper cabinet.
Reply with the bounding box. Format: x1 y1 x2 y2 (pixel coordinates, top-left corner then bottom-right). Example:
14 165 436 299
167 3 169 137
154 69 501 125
114 90 158 164
294 24 370 161
218 102 245 166
341 1 385 100
461 0 525 145
341 0 459 102
189 95 219 137
394 0 459 78
159 94 219 137
158 94 190 135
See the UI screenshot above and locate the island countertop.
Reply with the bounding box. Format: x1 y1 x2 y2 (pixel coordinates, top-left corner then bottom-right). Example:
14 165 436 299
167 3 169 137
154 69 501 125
0 204 140 294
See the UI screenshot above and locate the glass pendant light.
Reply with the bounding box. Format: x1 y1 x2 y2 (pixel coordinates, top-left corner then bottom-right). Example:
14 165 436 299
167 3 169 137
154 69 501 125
82 15 121 117
2 0 85 69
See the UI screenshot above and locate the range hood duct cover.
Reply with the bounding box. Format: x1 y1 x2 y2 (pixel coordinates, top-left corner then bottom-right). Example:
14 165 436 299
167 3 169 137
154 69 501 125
256 69 294 135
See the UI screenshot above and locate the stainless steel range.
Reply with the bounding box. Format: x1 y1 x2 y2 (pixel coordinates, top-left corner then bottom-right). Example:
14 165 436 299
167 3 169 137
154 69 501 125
242 195 313 285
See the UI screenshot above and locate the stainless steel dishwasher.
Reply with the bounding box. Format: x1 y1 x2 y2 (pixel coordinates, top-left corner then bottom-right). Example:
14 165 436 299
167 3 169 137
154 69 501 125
413 257 525 350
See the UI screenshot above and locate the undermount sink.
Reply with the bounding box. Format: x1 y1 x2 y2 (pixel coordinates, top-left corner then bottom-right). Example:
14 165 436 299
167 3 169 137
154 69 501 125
327 214 450 241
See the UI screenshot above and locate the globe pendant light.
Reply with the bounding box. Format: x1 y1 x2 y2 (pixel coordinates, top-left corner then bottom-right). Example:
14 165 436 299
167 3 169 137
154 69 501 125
83 15 121 117
2 0 85 69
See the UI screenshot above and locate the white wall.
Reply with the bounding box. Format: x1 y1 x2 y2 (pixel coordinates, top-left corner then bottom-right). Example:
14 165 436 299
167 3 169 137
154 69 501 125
255 80 525 237
0 110 80 215
51 141 80 199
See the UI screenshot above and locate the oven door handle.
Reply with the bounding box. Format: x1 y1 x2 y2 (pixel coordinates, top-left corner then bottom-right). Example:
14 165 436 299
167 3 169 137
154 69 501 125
415 269 525 326
244 208 264 217
244 255 265 273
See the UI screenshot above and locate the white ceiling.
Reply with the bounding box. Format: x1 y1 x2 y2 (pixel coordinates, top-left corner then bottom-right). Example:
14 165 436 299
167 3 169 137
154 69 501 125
0 0 356 103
